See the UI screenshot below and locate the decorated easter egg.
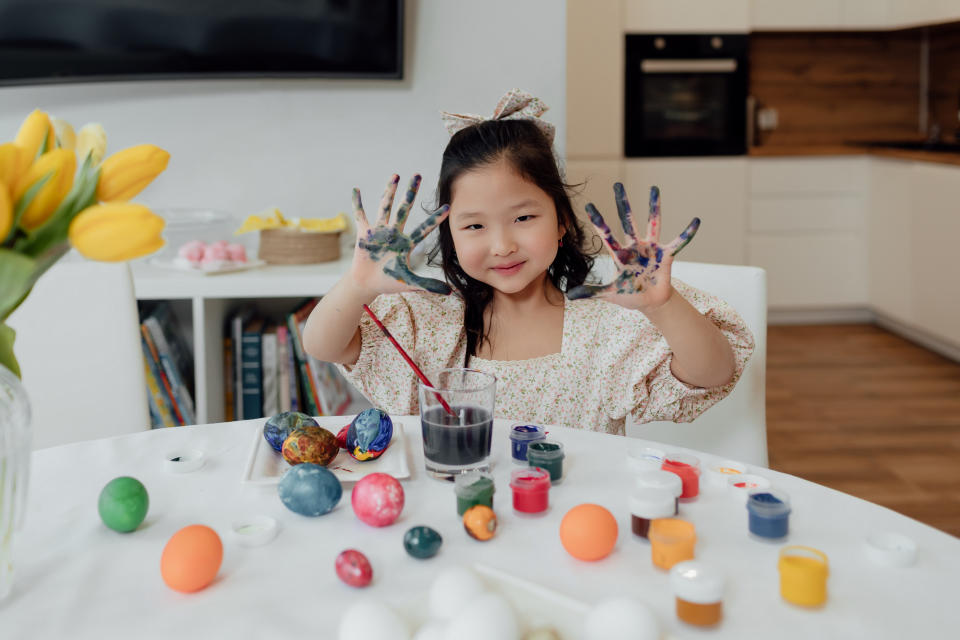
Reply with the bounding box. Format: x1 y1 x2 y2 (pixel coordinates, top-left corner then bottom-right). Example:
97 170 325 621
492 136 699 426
281 426 339 466
160 525 223 593
346 408 393 461
560 504 618 561
264 411 318 452
403 526 443 559
336 425 349 450
278 463 343 517
98 476 149 533
351 472 405 527
335 549 373 588
463 505 497 541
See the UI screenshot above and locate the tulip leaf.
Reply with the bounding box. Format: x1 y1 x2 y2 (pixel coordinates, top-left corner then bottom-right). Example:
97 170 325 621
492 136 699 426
0 322 18 378
0 249 36 322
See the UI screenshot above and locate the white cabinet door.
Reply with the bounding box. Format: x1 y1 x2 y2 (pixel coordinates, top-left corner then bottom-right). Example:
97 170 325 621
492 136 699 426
842 0 890 28
751 0 843 30
866 159 914 326
625 0 750 33
624 159 747 265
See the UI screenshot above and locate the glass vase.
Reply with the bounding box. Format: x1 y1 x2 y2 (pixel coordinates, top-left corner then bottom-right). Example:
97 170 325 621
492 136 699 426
0 363 31 601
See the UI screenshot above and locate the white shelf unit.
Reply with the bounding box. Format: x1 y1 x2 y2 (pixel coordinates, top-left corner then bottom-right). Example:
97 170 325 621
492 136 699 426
132 255 365 425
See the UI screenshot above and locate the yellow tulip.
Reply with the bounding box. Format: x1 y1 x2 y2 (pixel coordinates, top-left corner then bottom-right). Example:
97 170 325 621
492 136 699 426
14 110 54 167
97 144 170 202
69 203 166 262
50 116 76 151
0 143 23 195
0 180 11 241
76 123 107 165
13 148 76 230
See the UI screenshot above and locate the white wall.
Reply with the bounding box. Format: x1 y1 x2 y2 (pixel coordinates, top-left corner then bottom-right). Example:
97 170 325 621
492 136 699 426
0 0 566 233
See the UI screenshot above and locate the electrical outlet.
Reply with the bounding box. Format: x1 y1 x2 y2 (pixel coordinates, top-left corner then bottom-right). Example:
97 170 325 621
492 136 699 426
757 107 779 131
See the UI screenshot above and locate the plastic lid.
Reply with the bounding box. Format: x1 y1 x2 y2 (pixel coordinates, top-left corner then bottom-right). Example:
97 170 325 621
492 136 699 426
864 532 917 568
526 440 564 460
454 471 495 497
629 488 676 519
746 488 791 516
510 467 551 491
635 469 683 497
704 460 747 489
627 446 666 474
670 561 724 604
162 448 205 474
231 516 279 547
509 424 547 441
728 474 771 503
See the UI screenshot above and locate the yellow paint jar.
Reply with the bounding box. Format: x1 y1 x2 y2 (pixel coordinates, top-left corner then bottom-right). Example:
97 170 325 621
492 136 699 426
649 518 696 570
778 545 829 607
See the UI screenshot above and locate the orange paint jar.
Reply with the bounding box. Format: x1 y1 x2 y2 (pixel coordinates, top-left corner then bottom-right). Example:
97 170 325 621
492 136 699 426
778 546 829 607
649 518 696 570
670 561 724 627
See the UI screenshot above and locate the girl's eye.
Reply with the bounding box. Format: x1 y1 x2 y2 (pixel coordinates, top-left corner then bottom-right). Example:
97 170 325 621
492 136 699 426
463 224 483 231
516 215 535 222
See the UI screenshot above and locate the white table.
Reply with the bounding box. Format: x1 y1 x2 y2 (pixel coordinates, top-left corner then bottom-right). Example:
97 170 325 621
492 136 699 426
4 417 959 639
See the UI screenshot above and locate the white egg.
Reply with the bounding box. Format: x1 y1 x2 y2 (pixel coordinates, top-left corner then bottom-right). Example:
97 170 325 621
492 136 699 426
338 596 411 640
584 597 659 640
445 592 520 640
412 620 448 640
427 566 487 620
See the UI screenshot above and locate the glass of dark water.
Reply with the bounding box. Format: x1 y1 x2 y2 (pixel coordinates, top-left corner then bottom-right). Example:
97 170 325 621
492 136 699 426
419 369 496 481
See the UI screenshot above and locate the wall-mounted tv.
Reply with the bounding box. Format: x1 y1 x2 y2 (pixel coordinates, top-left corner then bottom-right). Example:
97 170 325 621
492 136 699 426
0 0 404 86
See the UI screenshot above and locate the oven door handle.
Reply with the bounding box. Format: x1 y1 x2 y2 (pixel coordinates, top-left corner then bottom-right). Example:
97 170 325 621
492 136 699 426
640 59 738 73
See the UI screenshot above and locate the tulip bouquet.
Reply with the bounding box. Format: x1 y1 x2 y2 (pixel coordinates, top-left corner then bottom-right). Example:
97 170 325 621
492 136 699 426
0 109 170 377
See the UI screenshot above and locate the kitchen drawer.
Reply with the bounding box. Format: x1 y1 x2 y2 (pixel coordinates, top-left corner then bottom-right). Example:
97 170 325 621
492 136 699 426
749 193 865 232
749 158 869 195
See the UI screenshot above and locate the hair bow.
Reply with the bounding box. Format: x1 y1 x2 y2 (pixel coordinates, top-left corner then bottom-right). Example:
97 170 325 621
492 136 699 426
440 88 555 143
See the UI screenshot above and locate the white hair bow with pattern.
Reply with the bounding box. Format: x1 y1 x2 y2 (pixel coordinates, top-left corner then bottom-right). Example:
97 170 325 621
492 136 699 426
440 88 555 143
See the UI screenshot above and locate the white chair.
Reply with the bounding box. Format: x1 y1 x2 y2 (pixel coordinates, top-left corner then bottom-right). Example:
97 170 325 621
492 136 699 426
624 261 769 467
7 256 150 449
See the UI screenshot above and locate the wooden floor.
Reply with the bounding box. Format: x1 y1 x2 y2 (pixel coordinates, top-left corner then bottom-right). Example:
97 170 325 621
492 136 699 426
767 324 960 538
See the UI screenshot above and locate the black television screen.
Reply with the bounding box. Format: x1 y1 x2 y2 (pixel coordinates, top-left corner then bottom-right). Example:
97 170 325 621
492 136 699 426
0 0 403 85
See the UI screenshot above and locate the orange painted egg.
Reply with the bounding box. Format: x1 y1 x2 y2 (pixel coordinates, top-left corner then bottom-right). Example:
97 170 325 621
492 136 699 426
160 525 223 593
282 426 339 466
559 504 618 561
462 505 497 541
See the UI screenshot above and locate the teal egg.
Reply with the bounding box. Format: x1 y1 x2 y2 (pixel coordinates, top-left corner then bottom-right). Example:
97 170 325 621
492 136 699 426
278 463 342 517
264 411 318 452
98 477 149 533
403 525 443 559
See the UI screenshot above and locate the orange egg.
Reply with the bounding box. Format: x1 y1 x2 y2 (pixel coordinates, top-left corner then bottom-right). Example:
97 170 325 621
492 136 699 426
160 524 223 593
559 504 618 561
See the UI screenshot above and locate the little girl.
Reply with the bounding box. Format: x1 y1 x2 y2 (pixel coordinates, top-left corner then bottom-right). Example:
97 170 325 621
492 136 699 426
303 90 754 435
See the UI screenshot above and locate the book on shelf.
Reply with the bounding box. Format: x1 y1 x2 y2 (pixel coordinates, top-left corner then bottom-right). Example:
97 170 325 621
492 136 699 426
290 298 352 416
140 324 184 425
240 315 266 420
230 305 256 420
276 325 292 413
261 324 279 418
286 302 321 416
143 315 196 425
223 336 234 422
284 323 300 413
140 335 176 428
143 301 195 392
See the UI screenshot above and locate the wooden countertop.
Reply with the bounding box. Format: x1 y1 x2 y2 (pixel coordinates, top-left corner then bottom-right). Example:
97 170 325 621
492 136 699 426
749 144 960 166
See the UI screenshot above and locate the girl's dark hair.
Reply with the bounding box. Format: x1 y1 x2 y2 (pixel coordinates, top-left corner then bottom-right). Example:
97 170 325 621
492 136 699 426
427 119 596 366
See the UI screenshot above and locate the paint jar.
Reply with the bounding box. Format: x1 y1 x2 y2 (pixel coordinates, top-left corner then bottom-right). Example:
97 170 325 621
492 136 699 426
704 460 747 490
649 518 696 570
527 441 565 484
629 488 676 539
635 470 683 515
626 446 666 474
728 474 771 504
454 471 495 516
747 489 791 540
508 423 546 464
662 453 701 499
670 561 724 627
510 467 551 514
778 546 829 607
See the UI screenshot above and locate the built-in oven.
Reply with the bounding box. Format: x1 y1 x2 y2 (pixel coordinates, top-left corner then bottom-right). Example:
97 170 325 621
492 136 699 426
625 34 749 157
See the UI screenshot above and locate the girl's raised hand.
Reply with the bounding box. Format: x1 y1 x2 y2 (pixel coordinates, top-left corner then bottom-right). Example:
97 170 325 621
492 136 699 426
567 184 699 311
349 173 452 296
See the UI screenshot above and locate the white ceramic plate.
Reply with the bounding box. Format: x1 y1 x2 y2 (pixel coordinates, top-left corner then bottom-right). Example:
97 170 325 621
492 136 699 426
148 257 267 275
241 417 410 484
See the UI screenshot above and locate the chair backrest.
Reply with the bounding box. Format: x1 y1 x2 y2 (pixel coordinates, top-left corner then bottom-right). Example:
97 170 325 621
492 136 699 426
7 257 150 449
624 261 769 466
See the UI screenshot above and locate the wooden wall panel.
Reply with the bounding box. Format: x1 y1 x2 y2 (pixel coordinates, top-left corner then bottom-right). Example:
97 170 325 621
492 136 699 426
929 23 960 141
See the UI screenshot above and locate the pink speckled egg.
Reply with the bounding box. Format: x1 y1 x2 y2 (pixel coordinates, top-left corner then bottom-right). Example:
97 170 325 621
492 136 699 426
351 473 404 527
335 549 373 587
226 243 247 262
177 241 206 263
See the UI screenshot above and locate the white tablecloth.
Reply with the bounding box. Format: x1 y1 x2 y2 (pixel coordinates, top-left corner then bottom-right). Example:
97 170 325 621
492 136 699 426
3 416 959 639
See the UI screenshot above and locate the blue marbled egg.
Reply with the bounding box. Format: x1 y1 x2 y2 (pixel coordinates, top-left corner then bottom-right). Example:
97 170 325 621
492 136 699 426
264 411 318 452
346 408 393 461
277 463 342 517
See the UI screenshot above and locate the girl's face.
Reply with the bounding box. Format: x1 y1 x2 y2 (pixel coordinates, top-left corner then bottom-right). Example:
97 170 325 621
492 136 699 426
448 158 564 297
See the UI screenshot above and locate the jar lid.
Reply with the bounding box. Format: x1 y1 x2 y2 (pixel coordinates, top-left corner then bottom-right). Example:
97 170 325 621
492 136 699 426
162 448 205 474
231 515 279 547
728 474 771 503
704 459 748 489
864 532 917 568
527 440 564 460
662 452 701 471
670 561 724 603
746 488 791 516
454 471 495 496
626 446 666 474
510 467 551 491
509 423 547 441
635 470 683 497
629 488 676 518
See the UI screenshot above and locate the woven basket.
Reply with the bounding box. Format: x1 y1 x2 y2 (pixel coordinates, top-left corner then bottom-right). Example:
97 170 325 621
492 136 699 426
258 228 341 264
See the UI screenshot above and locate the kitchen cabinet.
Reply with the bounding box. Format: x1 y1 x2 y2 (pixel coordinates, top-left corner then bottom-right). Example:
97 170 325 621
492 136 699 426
624 0 750 33
866 158 914 326
751 0 843 30
754 0 960 30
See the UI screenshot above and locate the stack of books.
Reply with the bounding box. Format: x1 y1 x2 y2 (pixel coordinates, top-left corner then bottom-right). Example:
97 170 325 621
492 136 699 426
140 302 196 428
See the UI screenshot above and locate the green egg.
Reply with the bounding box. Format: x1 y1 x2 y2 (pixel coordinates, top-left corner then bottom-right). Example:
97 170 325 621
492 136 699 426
98 476 149 533
403 525 443 559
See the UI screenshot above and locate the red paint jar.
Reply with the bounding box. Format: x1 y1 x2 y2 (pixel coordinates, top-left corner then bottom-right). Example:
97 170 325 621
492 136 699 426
510 467 551 514
662 453 701 499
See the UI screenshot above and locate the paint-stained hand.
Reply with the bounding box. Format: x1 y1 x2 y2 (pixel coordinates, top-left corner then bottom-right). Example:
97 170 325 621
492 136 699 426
567 184 699 311
349 174 451 296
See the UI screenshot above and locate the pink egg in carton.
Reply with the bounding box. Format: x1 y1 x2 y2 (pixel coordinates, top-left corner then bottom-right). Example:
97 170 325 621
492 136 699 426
175 240 248 270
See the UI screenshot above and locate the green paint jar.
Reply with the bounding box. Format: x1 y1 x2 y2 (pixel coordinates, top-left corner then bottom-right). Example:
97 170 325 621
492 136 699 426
527 440 564 484
454 471 495 516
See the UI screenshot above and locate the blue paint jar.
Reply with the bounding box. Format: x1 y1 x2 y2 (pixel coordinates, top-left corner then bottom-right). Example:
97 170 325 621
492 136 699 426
746 489 791 540
508 423 546 464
